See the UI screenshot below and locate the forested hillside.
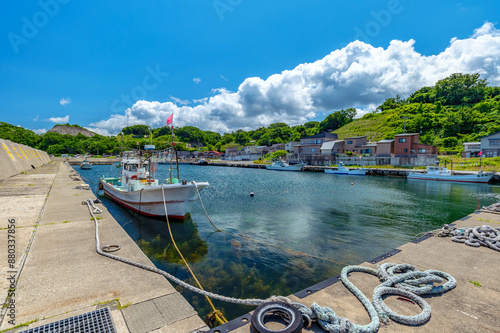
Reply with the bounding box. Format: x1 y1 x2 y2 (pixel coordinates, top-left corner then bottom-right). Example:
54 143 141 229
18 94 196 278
1 73 499 155
334 73 500 151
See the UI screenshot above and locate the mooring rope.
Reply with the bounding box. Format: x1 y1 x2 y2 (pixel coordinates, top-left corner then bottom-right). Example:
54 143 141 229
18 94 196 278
85 197 457 332
438 224 500 252
160 185 228 325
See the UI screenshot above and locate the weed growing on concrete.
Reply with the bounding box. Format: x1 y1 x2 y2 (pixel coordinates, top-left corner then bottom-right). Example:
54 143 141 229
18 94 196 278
117 301 132 310
469 279 482 287
0 319 39 332
62 221 71 223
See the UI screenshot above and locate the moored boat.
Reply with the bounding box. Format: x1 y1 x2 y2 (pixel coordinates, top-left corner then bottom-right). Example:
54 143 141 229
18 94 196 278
80 156 92 170
325 163 366 175
266 160 305 171
407 166 493 183
99 148 209 219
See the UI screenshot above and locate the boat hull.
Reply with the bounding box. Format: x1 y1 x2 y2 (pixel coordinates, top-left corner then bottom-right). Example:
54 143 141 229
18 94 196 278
407 173 493 183
80 164 92 170
100 179 209 218
325 168 366 175
266 164 304 171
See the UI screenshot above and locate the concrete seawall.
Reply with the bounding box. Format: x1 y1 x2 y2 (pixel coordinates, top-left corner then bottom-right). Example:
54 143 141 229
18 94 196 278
0 161 207 332
0 139 51 181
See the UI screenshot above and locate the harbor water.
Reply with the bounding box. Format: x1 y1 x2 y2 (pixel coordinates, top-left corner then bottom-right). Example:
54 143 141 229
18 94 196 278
78 164 500 321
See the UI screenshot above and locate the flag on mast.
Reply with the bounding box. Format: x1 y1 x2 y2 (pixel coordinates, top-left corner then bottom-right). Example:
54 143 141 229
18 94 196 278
166 113 173 127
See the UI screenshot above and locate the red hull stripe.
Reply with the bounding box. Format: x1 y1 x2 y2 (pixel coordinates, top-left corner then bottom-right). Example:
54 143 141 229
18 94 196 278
103 189 186 219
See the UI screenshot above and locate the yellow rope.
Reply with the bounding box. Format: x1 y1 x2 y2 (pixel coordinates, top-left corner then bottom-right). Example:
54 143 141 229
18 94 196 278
161 186 228 325
195 186 352 267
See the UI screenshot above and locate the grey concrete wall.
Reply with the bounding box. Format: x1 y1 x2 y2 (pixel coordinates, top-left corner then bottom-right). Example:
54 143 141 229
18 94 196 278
0 139 51 181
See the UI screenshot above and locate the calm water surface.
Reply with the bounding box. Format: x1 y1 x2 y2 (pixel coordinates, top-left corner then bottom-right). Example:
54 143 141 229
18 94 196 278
78 164 500 321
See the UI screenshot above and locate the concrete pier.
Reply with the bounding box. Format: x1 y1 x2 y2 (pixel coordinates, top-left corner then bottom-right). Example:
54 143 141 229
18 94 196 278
0 161 207 332
219 209 500 332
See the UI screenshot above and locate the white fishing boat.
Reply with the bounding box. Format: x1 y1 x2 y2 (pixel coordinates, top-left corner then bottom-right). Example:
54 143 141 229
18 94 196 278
407 166 493 183
266 160 305 171
80 156 92 170
325 163 366 175
99 146 209 219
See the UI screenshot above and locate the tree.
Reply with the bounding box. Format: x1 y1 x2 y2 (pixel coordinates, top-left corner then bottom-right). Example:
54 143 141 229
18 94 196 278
319 108 357 132
434 73 488 105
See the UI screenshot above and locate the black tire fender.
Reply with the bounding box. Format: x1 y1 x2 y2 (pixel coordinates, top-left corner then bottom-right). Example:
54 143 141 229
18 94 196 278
250 302 303 333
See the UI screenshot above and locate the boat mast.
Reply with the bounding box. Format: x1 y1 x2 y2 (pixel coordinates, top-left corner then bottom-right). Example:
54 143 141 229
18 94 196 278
169 125 180 181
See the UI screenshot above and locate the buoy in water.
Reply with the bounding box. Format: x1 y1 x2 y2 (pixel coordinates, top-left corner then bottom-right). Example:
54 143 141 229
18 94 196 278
351 182 354 185
250 192 254 197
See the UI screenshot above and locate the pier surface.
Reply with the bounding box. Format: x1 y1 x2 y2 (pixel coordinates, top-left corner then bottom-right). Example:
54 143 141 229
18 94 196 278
0 161 207 332
222 209 500 333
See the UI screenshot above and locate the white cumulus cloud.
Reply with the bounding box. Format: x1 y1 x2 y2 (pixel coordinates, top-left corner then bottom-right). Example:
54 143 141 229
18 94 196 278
48 115 70 123
59 98 71 106
193 78 202 84
89 22 500 135
33 128 47 134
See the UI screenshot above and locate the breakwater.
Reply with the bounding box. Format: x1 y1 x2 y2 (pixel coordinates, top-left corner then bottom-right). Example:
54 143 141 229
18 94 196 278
0 139 51 181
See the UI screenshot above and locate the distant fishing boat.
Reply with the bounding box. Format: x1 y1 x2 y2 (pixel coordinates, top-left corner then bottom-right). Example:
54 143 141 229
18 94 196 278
325 163 366 175
80 156 92 170
407 166 493 183
266 160 305 171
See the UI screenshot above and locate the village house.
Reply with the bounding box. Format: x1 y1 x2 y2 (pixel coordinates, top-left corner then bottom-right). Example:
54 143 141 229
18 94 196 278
344 136 367 154
320 140 345 157
359 143 377 155
462 142 481 158
376 139 395 157
298 132 339 165
479 132 500 157
393 133 437 156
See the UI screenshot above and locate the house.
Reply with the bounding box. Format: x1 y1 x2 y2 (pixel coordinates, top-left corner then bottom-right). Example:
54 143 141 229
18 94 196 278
462 142 481 158
225 146 239 158
376 139 395 157
393 133 437 156
298 132 339 156
479 132 500 157
285 141 301 153
244 145 258 155
360 143 377 155
256 145 270 156
344 136 367 154
270 143 285 153
320 140 345 156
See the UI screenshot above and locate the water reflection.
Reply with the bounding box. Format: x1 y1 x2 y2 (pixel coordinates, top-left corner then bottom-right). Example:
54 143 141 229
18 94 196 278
79 164 500 323
136 215 207 265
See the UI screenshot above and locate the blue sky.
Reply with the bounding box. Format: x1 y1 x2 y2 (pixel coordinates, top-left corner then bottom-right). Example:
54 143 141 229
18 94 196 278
1 0 500 135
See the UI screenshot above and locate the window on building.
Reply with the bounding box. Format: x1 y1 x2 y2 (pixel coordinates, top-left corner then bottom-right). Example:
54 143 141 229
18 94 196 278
312 148 316 152
366 149 372 153
490 139 500 146
399 138 406 143
347 141 353 144
404 148 408 153
418 149 426 154
309 140 312 143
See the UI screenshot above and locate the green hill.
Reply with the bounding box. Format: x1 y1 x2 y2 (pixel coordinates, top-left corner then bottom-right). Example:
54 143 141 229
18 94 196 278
334 73 500 152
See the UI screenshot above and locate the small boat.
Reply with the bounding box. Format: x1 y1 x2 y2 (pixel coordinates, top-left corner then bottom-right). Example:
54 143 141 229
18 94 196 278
266 160 305 171
191 159 209 165
99 145 209 219
80 157 92 170
325 163 366 175
407 166 494 183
